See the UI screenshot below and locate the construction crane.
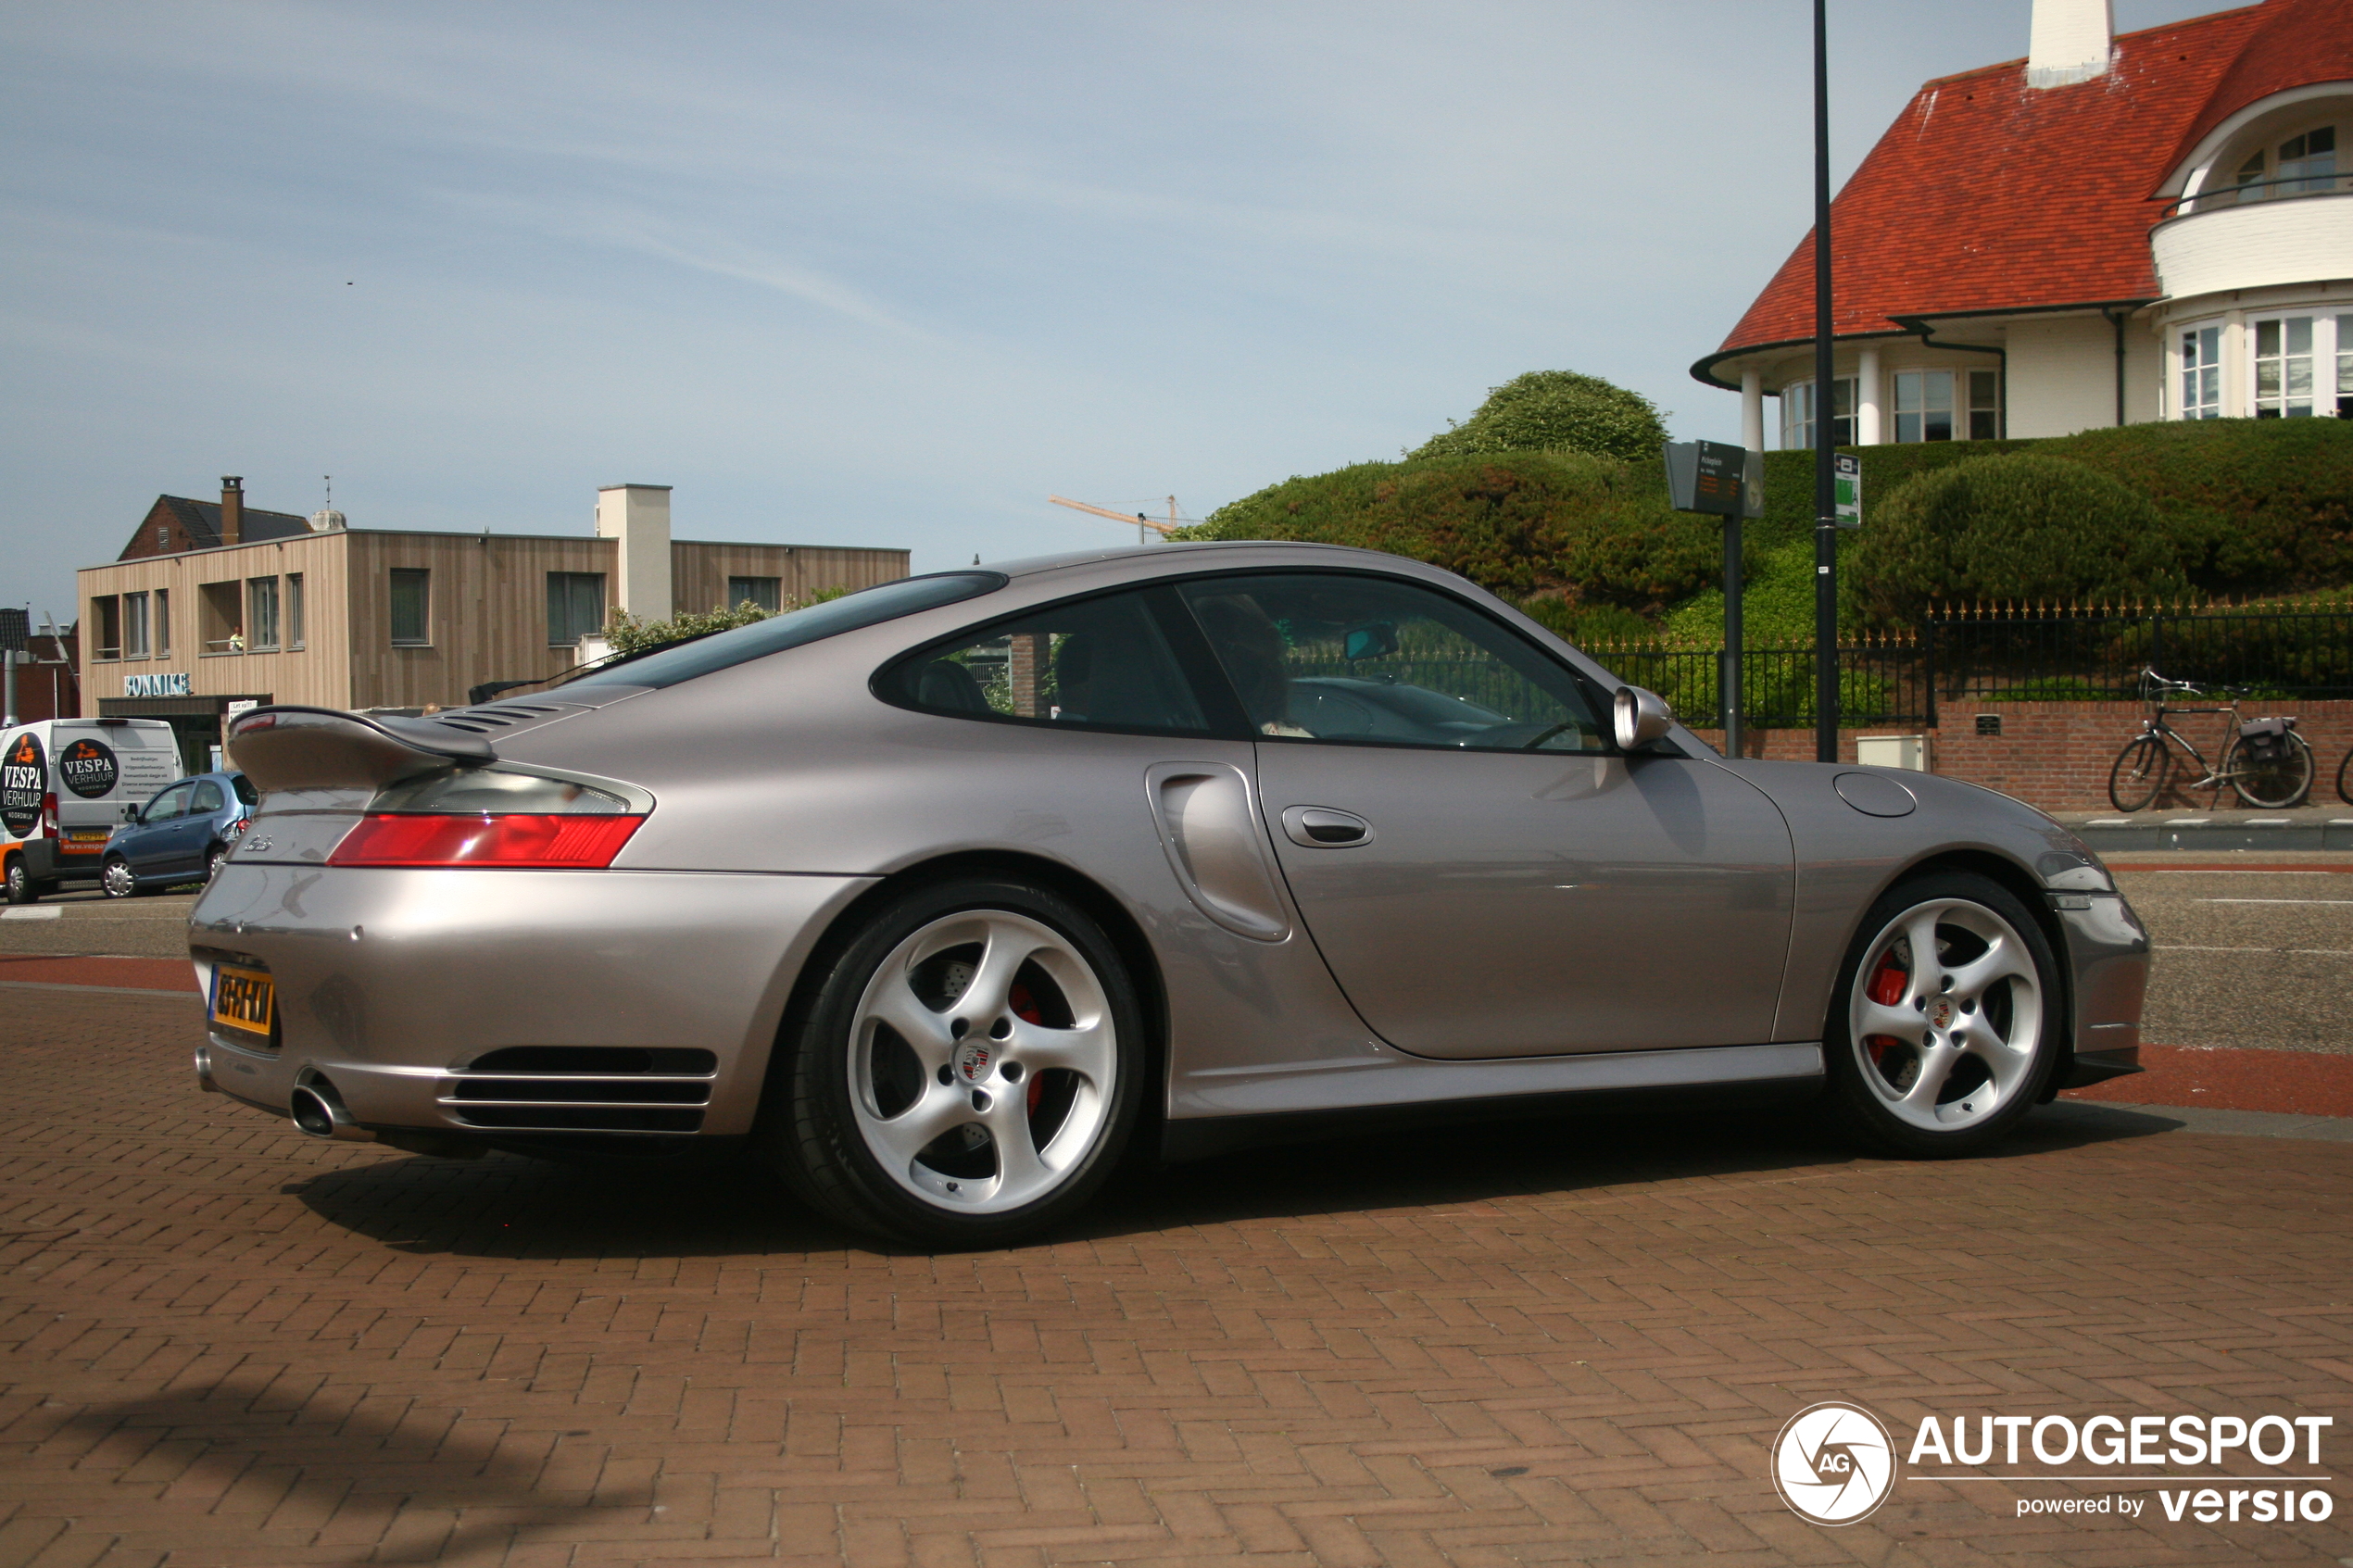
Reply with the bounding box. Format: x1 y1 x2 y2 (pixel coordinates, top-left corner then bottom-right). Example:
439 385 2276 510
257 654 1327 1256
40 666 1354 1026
1048 495 1189 545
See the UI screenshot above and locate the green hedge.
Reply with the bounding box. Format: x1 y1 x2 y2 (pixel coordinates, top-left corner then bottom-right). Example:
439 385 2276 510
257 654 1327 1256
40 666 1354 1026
1188 419 2353 633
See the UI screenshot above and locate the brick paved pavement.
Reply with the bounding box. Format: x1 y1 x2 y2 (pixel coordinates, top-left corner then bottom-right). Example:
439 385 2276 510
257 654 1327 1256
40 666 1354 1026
5 987 2351 1567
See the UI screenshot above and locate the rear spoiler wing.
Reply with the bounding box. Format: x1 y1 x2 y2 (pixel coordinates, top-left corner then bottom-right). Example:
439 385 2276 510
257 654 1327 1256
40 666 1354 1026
227 706 495 793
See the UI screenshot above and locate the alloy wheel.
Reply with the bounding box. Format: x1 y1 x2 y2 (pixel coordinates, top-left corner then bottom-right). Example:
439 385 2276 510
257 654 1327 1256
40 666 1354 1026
847 909 1118 1213
1847 897 2045 1133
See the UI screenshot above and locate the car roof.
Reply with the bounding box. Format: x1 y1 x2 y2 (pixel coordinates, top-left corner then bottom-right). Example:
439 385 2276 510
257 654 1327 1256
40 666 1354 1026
982 540 1410 579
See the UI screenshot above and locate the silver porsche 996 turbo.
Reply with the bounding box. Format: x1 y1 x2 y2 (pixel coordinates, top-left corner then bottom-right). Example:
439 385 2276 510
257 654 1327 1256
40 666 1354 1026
193 543 2150 1247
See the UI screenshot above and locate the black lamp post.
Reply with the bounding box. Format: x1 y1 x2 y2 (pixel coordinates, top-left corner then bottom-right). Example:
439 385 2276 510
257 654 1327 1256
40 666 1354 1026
1812 0 1839 763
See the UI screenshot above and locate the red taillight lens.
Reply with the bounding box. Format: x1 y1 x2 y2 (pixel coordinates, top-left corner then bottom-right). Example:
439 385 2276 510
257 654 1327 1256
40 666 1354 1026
328 813 644 869
41 792 58 838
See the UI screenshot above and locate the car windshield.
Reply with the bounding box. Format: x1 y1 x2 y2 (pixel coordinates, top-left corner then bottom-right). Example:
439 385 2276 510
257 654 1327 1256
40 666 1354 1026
560 572 1006 691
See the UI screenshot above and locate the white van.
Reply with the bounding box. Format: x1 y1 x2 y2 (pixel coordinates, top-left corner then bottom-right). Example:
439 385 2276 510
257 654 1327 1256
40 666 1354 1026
3 718 184 903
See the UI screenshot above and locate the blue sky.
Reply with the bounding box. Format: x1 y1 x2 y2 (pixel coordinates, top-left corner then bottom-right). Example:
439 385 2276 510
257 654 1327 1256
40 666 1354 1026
3 1 2226 623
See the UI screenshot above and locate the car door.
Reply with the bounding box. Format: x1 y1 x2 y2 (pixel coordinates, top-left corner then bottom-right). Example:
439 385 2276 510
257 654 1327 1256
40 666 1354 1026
1177 571 1794 1060
184 778 228 869
126 781 195 879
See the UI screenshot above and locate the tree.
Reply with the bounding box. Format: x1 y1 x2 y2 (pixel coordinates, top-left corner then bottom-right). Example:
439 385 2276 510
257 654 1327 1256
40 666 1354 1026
1408 370 1667 465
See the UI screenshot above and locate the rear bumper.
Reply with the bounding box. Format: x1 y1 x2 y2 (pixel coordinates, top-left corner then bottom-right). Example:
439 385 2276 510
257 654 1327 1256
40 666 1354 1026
188 864 875 1137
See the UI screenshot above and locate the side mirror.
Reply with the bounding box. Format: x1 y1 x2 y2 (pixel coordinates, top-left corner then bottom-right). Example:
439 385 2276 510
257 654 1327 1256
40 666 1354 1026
1342 621 1399 662
1613 685 1675 752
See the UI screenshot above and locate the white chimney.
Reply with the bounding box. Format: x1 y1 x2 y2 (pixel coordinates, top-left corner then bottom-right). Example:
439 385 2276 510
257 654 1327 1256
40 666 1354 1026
596 483 673 620
2029 0 2114 89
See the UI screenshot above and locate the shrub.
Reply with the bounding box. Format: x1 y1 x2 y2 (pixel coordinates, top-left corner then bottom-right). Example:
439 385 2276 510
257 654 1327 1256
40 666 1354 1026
1853 453 2185 622
1408 370 1667 465
1187 449 1714 616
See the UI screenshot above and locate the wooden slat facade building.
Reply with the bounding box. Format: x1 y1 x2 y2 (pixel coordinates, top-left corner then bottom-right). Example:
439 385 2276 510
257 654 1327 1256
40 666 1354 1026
80 481 907 770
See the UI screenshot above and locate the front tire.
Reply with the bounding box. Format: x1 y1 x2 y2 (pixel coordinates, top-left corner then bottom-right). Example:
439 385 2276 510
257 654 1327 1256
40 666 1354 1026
1823 872 2062 1159
4 858 38 906
2107 734 2168 812
101 857 140 899
761 877 1146 1247
2228 731 2313 809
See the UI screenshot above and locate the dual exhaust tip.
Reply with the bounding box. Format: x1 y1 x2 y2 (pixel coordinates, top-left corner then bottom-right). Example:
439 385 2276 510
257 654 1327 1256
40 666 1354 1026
191 1046 377 1143
288 1076 377 1143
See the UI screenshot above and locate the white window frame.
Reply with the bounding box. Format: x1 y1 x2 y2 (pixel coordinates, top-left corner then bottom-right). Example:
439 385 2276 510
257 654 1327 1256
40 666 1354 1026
1893 370 1957 444
2176 321 2224 420
1780 376 1856 449
2249 312 2347 420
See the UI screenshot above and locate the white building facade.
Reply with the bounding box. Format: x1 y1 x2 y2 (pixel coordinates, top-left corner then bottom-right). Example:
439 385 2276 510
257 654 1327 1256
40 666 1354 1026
1696 0 2351 447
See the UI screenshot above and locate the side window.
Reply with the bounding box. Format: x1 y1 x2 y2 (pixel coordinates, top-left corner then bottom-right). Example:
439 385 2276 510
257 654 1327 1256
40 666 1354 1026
884 587 1212 735
1177 572 1608 753
191 780 226 814
231 774 258 806
146 782 194 821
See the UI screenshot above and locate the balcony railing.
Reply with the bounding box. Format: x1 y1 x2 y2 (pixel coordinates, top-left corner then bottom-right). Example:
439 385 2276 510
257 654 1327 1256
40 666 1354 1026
2161 171 2351 220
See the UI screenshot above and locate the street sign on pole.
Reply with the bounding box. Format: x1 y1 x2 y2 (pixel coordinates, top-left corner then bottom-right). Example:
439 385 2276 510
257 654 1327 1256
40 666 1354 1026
1833 453 1862 529
1665 442 1764 759
1664 441 1761 520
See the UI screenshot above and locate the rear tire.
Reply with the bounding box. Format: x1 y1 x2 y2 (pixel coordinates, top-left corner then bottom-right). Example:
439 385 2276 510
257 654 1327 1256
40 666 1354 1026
1823 872 2063 1160
2107 734 2168 812
760 877 1146 1248
2228 731 2313 809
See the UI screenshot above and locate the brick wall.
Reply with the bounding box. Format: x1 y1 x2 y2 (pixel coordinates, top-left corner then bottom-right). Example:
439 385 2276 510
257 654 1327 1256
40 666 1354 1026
1688 698 2353 810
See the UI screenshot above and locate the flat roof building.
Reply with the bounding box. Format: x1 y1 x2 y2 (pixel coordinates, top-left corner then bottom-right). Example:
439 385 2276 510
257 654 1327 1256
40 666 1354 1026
80 479 908 771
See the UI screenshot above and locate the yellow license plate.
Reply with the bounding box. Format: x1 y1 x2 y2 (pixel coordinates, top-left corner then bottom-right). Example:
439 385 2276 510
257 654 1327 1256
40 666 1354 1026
210 964 275 1039
66 830 108 843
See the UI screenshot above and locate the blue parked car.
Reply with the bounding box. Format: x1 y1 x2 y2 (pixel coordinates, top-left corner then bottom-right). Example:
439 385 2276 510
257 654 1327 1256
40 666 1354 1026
101 771 256 897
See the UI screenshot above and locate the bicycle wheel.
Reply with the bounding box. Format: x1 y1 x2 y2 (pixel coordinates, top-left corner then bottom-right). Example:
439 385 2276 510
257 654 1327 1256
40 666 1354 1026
2338 745 2352 806
2228 731 2314 809
2108 734 2169 812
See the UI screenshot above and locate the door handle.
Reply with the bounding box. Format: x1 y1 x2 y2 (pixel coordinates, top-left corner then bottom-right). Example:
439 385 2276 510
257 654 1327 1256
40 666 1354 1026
1280 806 1372 847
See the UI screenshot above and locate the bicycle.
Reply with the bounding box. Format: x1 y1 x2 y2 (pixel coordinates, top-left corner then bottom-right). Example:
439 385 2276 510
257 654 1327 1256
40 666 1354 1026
2107 670 2314 811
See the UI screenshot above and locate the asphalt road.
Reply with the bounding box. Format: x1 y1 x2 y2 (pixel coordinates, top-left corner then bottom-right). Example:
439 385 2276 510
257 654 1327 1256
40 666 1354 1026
2109 860 2353 1055
0 886 201 959
6 866 2350 1054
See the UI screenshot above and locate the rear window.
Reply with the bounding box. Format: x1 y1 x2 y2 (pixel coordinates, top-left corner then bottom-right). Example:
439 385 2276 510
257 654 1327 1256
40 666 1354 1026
560 572 1006 692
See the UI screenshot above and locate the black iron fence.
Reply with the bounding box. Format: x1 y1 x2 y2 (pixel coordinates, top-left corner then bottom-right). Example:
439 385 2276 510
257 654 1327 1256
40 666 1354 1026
1581 600 2353 730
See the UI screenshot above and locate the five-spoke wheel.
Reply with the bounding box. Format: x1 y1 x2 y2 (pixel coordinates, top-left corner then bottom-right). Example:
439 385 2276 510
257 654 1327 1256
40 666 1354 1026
1825 872 2060 1156
765 878 1143 1246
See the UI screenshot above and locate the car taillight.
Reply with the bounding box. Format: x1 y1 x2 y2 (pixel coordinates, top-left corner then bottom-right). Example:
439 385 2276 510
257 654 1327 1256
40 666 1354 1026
328 813 643 869
41 792 57 839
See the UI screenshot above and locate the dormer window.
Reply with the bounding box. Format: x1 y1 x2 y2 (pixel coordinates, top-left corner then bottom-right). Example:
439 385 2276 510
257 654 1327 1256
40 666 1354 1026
2280 126 2336 194
2227 125 2338 203
2234 148 2267 199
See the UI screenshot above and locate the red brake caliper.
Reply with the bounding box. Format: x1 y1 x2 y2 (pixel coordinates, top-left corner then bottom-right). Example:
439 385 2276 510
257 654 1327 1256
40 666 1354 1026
1864 953 1907 1067
1009 982 1047 1113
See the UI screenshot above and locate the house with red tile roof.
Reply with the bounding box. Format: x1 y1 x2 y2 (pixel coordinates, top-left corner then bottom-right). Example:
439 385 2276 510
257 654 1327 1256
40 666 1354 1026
1695 0 2351 453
